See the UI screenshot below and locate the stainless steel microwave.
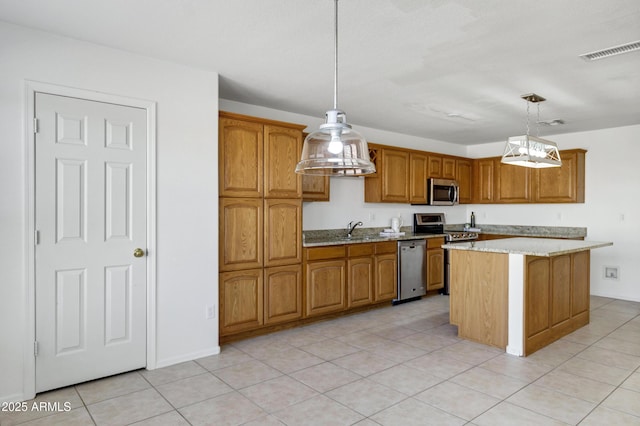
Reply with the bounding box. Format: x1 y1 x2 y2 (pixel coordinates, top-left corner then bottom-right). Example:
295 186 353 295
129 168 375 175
426 178 459 205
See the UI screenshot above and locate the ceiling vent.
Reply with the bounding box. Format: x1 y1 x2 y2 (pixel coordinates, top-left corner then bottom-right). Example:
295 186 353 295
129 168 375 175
579 40 640 61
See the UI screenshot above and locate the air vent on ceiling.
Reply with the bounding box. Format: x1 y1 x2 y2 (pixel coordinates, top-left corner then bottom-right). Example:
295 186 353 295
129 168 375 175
579 40 640 61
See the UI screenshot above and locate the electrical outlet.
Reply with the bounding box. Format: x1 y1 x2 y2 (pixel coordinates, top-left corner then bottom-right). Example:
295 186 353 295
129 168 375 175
206 305 215 319
604 266 619 280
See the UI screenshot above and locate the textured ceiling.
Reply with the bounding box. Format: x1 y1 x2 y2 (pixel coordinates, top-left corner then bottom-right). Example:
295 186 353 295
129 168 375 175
1 0 639 144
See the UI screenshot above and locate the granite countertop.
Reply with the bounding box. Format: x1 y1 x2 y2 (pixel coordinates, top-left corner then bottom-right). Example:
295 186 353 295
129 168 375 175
446 224 587 239
303 227 445 247
442 237 612 257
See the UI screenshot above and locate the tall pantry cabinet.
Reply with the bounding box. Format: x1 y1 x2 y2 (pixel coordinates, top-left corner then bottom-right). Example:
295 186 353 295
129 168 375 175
218 111 306 338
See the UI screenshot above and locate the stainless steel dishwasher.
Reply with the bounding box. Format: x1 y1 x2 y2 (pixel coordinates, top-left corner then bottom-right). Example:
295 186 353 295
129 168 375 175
394 239 426 304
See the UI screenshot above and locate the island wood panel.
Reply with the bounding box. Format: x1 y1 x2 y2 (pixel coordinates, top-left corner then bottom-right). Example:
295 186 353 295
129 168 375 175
449 250 508 349
572 251 590 316
524 252 590 355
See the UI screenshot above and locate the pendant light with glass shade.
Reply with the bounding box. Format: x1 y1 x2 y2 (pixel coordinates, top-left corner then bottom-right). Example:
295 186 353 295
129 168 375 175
501 93 562 168
295 0 376 176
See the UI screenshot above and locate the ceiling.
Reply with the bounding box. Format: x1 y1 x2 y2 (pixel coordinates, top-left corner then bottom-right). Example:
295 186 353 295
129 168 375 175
1 0 639 145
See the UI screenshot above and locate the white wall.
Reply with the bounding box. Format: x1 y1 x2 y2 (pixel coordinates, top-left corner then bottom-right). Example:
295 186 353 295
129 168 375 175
221 100 640 302
466 125 640 302
0 22 219 402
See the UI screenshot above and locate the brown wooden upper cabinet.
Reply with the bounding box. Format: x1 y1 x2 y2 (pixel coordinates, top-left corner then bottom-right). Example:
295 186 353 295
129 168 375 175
301 132 331 202
456 159 472 204
365 147 411 203
472 149 586 204
409 153 428 204
532 149 585 203
442 157 456 179
219 111 305 199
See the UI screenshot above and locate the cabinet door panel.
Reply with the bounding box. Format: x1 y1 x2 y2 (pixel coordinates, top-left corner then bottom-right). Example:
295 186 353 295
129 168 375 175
525 257 550 338
219 198 263 271
348 257 374 307
534 151 585 203
427 248 444 291
302 175 330 201
264 125 302 198
473 159 495 203
456 159 472 204
551 255 571 327
375 253 397 301
264 199 302 267
219 269 263 335
264 265 302 325
381 150 409 202
497 163 530 203
442 157 456 179
428 155 442 178
409 153 428 204
306 260 346 316
572 251 590 316
219 118 263 197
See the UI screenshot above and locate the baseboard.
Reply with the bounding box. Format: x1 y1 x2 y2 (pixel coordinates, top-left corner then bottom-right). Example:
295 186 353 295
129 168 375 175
0 392 29 404
151 346 221 370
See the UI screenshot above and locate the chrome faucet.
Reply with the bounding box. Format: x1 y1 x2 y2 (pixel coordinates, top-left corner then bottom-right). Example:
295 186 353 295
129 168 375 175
347 221 363 238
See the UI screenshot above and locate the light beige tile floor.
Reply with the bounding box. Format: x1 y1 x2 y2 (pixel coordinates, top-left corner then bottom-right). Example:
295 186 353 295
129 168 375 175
2 295 640 425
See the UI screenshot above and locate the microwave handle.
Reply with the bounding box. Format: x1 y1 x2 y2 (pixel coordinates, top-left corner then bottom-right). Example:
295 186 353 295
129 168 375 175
450 183 458 205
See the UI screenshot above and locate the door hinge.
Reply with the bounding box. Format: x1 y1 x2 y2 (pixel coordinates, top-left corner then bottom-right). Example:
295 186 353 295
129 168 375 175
34 341 39 357
33 118 39 134
35 230 40 245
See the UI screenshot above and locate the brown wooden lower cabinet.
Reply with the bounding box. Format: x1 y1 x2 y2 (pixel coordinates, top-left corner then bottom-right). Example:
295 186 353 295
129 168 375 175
426 238 444 291
305 259 347 316
264 265 302 325
219 269 263 336
348 257 374 308
374 253 397 302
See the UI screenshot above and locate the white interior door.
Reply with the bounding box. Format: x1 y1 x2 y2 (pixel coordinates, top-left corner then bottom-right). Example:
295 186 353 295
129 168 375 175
35 93 147 392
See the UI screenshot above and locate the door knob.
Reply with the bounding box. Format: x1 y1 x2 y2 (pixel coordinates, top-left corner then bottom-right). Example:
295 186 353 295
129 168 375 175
133 248 145 258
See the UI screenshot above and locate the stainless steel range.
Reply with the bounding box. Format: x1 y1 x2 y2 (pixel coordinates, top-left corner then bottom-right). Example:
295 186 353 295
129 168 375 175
413 213 478 295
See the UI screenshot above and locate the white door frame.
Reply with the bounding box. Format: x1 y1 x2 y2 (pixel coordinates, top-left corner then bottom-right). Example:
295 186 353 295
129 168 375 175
23 81 157 400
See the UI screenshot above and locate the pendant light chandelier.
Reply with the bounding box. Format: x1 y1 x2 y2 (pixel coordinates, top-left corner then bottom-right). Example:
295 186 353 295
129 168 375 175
295 0 376 176
501 93 562 168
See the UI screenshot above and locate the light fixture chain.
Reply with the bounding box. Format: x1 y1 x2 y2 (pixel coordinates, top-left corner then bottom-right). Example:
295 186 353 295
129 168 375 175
525 100 530 137
536 102 540 137
333 0 339 110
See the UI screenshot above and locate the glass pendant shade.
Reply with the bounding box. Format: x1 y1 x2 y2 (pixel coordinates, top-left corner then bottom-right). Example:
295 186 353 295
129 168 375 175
501 135 562 168
295 0 376 176
296 109 375 176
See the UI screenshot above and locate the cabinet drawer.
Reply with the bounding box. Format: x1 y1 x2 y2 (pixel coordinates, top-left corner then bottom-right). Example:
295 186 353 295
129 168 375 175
375 241 397 254
427 237 445 249
348 243 375 257
305 245 346 261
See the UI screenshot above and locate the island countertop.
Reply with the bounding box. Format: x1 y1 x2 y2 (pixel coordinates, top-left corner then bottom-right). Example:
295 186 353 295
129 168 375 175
442 237 612 257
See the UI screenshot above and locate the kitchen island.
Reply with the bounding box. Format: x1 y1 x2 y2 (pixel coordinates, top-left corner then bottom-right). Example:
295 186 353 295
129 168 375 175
443 238 612 356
